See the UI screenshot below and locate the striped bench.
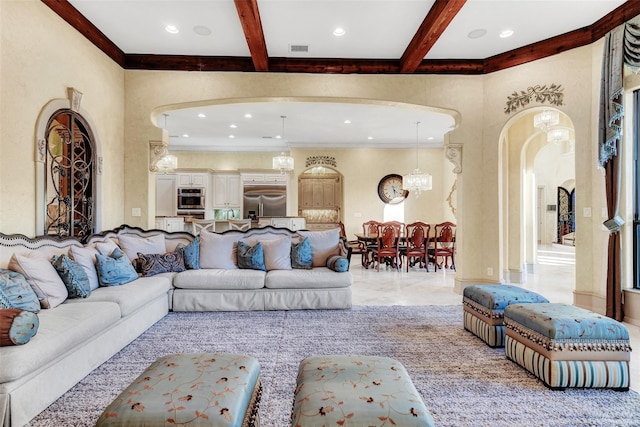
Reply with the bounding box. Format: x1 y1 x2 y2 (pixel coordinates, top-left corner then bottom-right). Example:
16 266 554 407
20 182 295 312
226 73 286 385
463 284 549 347
96 353 261 427
291 355 435 427
504 303 631 390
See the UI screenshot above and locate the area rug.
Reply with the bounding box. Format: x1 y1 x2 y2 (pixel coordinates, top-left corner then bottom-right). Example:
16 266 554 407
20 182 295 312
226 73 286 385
29 305 638 426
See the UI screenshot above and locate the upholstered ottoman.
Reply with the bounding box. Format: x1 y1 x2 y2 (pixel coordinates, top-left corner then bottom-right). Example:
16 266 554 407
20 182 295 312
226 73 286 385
291 355 435 427
96 353 261 426
504 303 631 390
463 284 549 347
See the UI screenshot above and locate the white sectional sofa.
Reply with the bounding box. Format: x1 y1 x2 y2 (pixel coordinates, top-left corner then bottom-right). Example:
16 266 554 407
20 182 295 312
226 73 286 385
0 224 352 427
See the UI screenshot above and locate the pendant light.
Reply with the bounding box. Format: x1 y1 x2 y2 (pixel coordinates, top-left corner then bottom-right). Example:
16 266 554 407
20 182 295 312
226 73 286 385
272 115 294 174
402 121 432 197
151 114 178 173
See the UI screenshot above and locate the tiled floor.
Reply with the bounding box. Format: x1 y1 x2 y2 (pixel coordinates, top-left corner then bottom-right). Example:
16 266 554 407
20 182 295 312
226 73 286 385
350 244 640 392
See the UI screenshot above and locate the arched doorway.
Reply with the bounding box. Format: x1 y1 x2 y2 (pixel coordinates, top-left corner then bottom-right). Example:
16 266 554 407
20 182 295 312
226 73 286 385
298 166 343 228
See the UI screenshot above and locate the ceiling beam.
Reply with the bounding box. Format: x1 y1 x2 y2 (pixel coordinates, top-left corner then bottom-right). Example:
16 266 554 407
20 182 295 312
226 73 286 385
234 0 269 72
399 0 467 73
41 0 125 67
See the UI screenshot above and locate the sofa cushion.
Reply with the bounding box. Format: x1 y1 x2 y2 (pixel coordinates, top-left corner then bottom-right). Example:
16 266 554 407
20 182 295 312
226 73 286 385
69 245 100 291
173 269 266 290
0 301 121 383
51 254 91 299
264 268 352 289
326 255 349 272
199 231 238 269
261 236 292 271
64 275 173 317
177 237 200 270
117 233 166 262
8 252 68 309
95 248 139 287
291 236 312 269
237 241 266 271
298 229 341 267
137 250 186 277
0 308 39 346
0 269 40 313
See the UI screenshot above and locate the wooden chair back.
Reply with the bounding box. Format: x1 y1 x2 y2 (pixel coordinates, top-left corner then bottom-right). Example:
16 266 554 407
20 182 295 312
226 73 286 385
362 220 381 236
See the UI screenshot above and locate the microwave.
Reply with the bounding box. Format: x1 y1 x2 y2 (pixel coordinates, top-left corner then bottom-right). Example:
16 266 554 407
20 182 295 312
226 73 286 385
177 187 205 210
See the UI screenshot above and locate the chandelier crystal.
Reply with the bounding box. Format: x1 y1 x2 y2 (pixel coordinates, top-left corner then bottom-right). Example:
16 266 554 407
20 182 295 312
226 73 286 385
402 121 432 197
533 110 559 132
155 153 178 174
547 127 570 144
272 115 294 174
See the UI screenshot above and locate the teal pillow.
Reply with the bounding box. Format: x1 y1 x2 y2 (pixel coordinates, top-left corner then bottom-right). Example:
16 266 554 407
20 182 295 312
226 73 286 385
291 237 312 269
51 254 91 299
137 250 186 277
326 255 349 272
0 308 39 346
95 247 139 286
237 241 266 271
177 237 200 270
0 269 40 313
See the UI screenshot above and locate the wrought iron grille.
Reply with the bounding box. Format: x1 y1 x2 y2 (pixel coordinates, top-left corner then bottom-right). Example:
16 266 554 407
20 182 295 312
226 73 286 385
44 110 95 238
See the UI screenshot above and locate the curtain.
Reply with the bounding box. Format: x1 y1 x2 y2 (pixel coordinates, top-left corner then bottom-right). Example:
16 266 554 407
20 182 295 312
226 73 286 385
599 25 624 321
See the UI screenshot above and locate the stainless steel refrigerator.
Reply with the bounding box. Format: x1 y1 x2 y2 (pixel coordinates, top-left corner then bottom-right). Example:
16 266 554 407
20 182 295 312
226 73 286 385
243 185 287 218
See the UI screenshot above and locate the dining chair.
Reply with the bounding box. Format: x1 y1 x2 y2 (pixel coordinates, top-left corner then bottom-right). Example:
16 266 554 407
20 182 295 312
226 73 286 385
191 219 216 235
361 220 381 268
229 219 252 231
371 222 402 271
339 221 367 265
433 221 456 270
404 221 431 272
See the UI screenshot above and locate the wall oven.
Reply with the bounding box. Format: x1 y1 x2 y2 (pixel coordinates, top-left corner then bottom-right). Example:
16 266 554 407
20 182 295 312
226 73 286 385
177 187 205 210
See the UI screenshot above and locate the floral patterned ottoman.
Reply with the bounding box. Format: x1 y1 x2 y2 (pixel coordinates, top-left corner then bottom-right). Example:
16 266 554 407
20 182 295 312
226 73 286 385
291 355 435 427
463 284 549 347
96 353 261 427
504 303 631 390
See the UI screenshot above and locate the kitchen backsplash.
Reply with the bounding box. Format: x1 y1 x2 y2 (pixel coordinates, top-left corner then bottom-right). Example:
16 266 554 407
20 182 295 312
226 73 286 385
300 209 339 223
213 208 241 221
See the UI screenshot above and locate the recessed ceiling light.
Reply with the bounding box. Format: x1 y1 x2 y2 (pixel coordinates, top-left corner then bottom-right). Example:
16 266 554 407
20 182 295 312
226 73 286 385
333 27 346 37
229 124 237 128
197 113 206 118
275 135 282 139
193 25 212 36
182 134 189 138
427 136 434 140
244 113 252 119
229 135 235 139
500 29 514 38
367 136 373 140
165 25 179 34
467 29 487 39
344 119 351 124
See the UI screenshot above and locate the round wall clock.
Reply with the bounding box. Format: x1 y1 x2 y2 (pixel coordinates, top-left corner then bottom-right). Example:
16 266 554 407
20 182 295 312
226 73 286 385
377 174 409 204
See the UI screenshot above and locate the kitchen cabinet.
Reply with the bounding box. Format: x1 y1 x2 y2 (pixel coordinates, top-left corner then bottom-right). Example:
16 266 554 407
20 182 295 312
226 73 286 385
258 217 306 230
177 173 207 187
298 177 340 209
155 174 177 217
155 216 184 233
242 173 288 185
213 174 241 208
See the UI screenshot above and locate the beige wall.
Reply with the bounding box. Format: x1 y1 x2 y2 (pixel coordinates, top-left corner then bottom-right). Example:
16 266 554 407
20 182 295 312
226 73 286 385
0 0 125 235
1 1 632 316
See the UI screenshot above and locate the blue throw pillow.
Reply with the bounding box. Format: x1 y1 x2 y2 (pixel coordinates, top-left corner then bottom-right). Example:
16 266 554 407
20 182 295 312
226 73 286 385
95 247 139 286
291 236 312 269
51 254 91 299
237 241 266 271
326 255 349 272
177 237 200 270
137 250 186 277
0 269 40 313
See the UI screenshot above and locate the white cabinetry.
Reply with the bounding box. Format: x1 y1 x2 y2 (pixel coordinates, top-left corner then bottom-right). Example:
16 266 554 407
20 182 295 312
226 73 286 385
177 173 207 187
155 174 177 217
242 173 288 185
213 174 241 208
258 217 306 230
155 217 184 233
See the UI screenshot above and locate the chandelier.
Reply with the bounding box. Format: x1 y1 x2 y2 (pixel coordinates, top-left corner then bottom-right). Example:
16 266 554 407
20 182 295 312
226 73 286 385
272 115 294 174
547 127 570 144
533 110 559 132
402 121 432 197
155 153 178 173
150 114 178 173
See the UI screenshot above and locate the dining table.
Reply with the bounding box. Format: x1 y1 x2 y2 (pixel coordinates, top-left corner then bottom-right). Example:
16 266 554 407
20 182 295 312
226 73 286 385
354 233 436 270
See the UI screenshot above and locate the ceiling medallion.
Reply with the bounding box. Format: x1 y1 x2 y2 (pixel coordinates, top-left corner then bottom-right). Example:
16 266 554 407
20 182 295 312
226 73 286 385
504 84 564 114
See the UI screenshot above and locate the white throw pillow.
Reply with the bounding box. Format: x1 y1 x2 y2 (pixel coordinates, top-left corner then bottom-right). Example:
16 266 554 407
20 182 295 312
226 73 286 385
8 252 68 309
199 230 238 269
260 236 292 271
117 233 166 261
94 238 119 256
69 245 101 291
298 228 341 267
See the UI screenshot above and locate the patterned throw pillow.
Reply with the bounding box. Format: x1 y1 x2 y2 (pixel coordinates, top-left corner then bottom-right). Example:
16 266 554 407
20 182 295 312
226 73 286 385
236 241 266 271
51 254 91 299
326 255 349 272
137 250 186 277
0 308 39 346
291 236 312 269
95 247 139 286
0 269 40 313
176 237 200 270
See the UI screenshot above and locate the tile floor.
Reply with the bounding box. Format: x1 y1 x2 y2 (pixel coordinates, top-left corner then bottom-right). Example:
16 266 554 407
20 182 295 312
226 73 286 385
350 244 640 392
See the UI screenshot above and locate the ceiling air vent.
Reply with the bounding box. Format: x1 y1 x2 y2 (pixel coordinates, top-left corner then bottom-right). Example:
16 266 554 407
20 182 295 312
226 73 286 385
289 44 309 53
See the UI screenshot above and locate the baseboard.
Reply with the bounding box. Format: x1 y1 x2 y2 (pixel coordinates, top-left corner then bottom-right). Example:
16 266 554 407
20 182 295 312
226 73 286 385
623 289 640 326
573 291 606 315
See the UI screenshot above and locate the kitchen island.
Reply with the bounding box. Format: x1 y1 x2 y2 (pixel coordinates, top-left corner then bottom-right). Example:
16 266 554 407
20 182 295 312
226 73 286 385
257 216 306 231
